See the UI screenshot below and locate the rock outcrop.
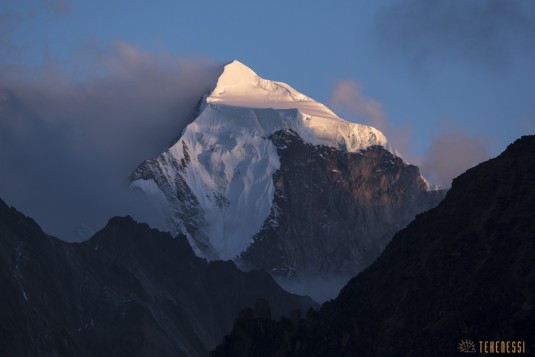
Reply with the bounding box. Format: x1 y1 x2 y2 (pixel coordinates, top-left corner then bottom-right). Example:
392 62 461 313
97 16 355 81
239 130 443 300
212 135 535 356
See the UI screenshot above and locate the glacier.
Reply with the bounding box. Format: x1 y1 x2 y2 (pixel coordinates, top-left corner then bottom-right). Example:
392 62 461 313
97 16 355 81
131 60 395 260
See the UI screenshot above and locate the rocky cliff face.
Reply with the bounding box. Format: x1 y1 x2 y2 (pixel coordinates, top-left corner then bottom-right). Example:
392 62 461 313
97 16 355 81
0 199 316 357
239 130 443 300
131 61 445 301
212 135 535 356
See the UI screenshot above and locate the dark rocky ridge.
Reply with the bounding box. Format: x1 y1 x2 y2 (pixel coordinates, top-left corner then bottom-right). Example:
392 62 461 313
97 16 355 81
212 135 535 356
239 130 443 299
0 200 317 356
131 144 215 257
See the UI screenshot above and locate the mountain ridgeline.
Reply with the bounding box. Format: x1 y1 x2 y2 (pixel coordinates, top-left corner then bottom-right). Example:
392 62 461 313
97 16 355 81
238 129 442 300
212 135 535 356
131 60 444 300
1 53 532 356
0 199 316 356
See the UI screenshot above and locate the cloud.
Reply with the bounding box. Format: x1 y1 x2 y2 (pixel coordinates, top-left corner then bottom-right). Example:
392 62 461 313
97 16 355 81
421 127 490 188
376 0 535 71
328 80 490 188
330 79 387 132
0 42 221 241
329 79 412 158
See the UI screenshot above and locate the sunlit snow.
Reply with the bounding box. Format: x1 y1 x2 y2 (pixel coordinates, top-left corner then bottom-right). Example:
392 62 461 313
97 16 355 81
132 60 390 260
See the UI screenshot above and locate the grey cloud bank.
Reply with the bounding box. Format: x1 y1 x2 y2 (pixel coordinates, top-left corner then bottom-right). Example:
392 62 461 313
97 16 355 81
0 42 220 241
376 0 535 71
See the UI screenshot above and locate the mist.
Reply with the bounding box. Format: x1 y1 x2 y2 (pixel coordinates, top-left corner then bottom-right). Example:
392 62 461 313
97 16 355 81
329 79 413 160
0 42 221 241
329 80 491 188
421 128 490 188
375 0 535 71
275 275 354 304
330 79 388 133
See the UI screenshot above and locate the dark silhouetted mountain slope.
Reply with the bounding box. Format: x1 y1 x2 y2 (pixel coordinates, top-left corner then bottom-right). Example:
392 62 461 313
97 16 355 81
212 135 535 356
131 61 444 302
0 199 316 356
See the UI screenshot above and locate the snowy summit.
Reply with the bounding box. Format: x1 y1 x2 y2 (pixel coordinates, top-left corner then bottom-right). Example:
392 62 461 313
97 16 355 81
205 60 388 151
131 60 391 260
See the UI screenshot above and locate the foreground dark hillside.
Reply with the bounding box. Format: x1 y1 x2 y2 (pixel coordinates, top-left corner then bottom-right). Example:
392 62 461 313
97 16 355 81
0 200 316 356
212 135 535 356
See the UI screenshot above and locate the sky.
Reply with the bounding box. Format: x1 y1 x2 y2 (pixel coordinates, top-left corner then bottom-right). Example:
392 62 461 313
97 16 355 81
1 0 534 240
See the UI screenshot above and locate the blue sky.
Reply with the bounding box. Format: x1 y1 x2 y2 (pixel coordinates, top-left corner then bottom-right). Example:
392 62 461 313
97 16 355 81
3 0 534 155
1 0 534 239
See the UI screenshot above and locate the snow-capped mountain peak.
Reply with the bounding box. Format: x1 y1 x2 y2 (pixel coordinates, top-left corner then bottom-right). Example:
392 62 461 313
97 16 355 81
207 60 328 114
132 60 397 261
206 60 388 152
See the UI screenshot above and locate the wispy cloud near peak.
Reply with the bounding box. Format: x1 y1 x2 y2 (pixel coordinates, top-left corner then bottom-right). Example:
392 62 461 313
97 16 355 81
0 42 221 240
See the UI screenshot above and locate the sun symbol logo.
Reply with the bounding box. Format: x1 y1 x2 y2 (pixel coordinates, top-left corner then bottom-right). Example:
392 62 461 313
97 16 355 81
458 339 476 353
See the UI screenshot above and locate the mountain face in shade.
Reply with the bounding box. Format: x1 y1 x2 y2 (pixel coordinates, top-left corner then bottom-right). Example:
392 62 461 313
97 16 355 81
0 199 316 357
237 130 443 301
211 135 535 356
131 60 443 300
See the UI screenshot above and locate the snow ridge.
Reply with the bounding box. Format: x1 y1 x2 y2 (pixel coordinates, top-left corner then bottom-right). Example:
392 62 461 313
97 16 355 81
132 60 391 260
